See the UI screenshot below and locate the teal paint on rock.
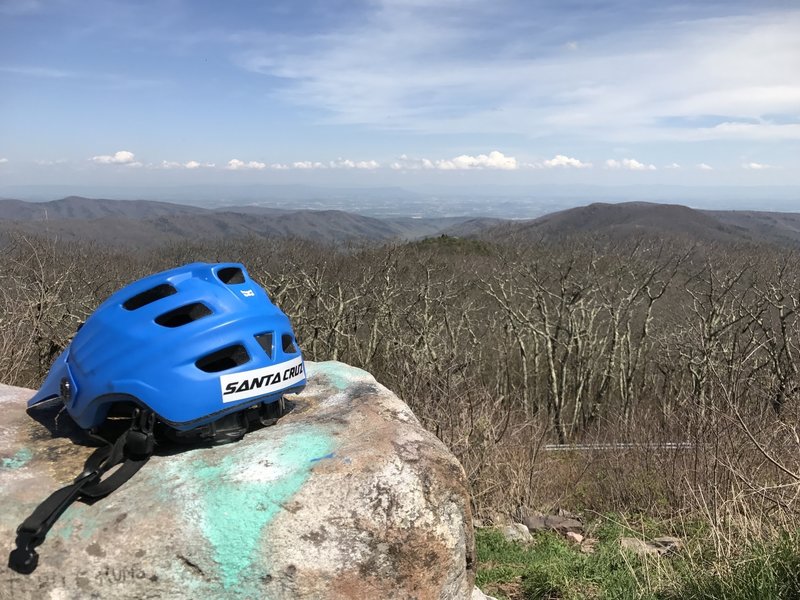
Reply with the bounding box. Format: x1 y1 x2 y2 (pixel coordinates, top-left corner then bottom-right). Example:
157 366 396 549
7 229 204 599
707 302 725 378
1 448 32 470
52 503 100 542
307 361 371 391
190 424 335 591
56 520 75 541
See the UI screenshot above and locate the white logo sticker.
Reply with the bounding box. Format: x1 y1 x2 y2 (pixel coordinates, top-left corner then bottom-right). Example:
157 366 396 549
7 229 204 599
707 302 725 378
219 356 304 403
240 289 255 298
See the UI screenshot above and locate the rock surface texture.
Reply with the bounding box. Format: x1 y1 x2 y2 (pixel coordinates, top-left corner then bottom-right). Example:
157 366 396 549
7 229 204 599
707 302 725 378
1 361 475 599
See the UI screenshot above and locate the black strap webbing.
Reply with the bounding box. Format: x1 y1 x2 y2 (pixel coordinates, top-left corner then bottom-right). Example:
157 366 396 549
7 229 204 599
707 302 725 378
7 409 155 574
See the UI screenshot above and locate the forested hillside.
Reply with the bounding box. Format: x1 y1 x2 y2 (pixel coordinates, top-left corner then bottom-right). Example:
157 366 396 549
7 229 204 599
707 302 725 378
3 231 799 524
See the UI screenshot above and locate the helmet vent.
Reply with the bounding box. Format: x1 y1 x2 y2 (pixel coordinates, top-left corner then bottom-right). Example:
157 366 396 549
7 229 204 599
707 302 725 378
218 267 245 285
255 333 274 358
123 283 177 311
196 344 250 373
155 302 212 328
282 334 298 354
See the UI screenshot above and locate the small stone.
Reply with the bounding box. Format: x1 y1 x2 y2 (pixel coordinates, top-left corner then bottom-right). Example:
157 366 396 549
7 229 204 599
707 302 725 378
472 586 500 600
565 531 584 544
521 512 584 535
580 538 599 554
620 537 661 557
501 523 533 543
651 536 682 554
513 522 531 536
545 515 584 535
521 513 547 532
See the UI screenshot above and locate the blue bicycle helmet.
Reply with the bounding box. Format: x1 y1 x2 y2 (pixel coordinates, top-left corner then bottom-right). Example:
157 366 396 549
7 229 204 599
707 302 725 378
28 261 306 434
10 262 307 574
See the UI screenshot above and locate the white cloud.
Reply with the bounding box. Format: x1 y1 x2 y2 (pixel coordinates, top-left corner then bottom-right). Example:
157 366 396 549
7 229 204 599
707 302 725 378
353 159 380 169
292 161 326 169
275 158 384 170
226 159 266 170
0 158 8 164
185 160 215 169
665 162 681 169
388 150 525 171
742 161 774 170
539 154 591 169
698 163 714 170
233 6 800 144
435 150 518 170
605 158 656 171
91 150 138 165
394 151 589 171
155 160 214 170
390 155 435 170
327 158 381 169
671 122 800 142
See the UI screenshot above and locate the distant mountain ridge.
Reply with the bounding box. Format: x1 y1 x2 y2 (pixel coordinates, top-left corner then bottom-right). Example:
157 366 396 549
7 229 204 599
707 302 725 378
0 196 208 221
2 197 800 247
707 210 800 246
480 201 800 246
0 196 483 244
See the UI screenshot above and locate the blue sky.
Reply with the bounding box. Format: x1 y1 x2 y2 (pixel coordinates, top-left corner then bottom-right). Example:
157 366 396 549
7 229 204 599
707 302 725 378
1 0 799 190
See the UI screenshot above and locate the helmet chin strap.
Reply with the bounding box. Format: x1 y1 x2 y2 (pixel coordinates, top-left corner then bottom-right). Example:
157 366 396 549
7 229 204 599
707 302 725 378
7 409 155 575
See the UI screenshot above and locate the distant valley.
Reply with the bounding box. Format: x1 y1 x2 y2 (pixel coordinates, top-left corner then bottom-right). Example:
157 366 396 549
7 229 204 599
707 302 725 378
1 196 800 247
0 196 506 245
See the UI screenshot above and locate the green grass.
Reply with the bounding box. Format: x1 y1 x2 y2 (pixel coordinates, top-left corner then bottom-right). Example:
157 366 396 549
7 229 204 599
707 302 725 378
474 520 800 600
475 525 660 599
661 533 800 600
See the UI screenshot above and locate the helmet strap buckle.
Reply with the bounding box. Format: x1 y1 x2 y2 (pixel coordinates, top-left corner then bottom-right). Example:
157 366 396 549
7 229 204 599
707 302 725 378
8 528 42 574
8 411 157 574
126 409 156 458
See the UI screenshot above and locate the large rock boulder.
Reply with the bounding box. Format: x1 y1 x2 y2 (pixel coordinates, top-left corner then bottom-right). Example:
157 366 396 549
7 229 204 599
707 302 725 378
1 361 475 599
